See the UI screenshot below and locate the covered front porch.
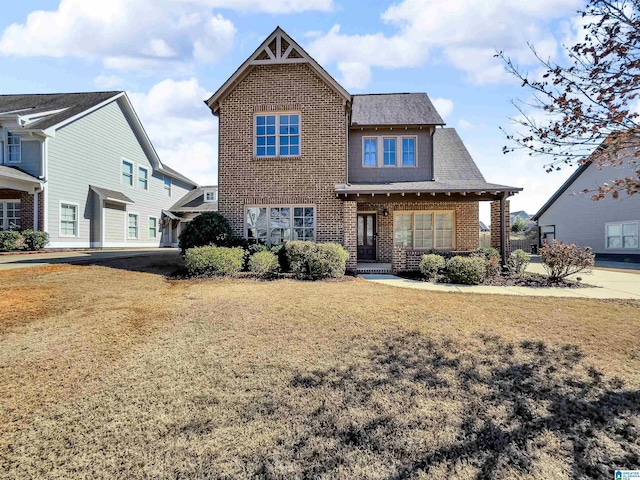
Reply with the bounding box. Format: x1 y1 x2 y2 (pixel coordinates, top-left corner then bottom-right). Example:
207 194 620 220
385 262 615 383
0 165 44 232
337 184 521 273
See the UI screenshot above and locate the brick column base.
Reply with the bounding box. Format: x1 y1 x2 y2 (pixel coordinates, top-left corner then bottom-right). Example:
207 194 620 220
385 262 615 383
343 201 357 271
490 199 511 258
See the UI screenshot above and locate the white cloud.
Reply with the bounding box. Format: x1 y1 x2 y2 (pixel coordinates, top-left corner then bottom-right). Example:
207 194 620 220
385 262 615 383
128 78 218 186
0 0 331 73
307 0 582 88
93 74 126 90
431 97 453 119
458 119 473 130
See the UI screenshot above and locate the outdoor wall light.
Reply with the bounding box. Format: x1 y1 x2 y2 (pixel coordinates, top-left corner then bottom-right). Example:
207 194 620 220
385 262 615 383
383 208 389 217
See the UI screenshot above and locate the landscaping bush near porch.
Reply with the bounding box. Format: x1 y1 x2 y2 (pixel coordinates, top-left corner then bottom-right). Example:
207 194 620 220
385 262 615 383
285 241 349 280
0 230 49 251
184 246 245 276
540 240 595 282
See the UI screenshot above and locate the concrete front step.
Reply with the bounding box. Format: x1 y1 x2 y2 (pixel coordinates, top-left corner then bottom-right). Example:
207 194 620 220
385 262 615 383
356 263 393 274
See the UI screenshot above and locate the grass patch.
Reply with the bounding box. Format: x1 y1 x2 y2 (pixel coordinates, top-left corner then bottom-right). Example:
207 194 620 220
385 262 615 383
1 256 639 478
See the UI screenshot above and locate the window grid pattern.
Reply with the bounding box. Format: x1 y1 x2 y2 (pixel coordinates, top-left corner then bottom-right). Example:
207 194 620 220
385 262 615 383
246 206 315 245
383 138 396 166
60 204 77 237
122 161 133 186
7 133 21 163
255 114 300 158
128 214 138 239
364 138 377 166
607 222 639 249
138 167 148 190
402 137 416 166
149 217 157 238
205 191 217 202
394 212 454 249
0 202 21 231
164 177 171 196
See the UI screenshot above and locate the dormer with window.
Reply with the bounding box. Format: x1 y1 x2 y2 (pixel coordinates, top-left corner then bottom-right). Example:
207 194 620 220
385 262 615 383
204 189 217 202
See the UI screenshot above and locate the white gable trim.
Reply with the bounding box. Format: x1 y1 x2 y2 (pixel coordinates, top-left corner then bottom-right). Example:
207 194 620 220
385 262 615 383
206 27 351 113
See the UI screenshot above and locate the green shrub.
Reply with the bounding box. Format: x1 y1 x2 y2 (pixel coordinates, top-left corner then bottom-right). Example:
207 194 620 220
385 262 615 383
184 246 245 276
21 230 49 251
248 250 279 277
475 247 500 260
539 240 595 282
0 230 23 251
419 254 446 280
179 212 234 253
285 241 348 280
511 218 528 232
445 255 486 285
507 249 530 275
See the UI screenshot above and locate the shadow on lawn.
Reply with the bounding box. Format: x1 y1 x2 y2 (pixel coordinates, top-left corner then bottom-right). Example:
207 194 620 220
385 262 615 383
250 332 640 479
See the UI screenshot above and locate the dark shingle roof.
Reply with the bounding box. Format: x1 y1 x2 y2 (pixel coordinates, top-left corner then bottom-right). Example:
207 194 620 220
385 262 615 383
0 92 121 130
90 186 134 204
170 186 218 213
161 164 198 188
351 93 445 127
335 128 522 194
0 165 43 183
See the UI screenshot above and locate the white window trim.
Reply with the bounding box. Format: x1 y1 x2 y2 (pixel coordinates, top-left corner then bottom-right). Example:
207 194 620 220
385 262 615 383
148 216 158 239
127 212 140 239
164 175 172 197
121 159 134 187
393 210 456 250
204 190 217 202
362 135 418 168
0 199 21 231
59 201 80 238
254 112 301 159
244 204 316 246
605 220 639 250
6 132 21 164
138 165 149 190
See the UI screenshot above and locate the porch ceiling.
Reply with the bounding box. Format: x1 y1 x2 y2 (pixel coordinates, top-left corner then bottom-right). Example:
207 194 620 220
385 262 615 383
0 165 43 193
337 191 517 203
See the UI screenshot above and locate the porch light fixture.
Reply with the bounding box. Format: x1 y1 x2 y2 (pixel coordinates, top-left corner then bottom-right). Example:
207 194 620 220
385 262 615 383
383 208 389 217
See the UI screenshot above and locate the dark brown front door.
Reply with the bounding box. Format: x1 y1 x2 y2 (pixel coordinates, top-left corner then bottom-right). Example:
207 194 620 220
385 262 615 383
357 213 376 261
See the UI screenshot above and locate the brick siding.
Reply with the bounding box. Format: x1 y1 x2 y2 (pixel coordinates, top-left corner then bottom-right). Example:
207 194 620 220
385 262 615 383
0 189 38 230
217 63 347 245
490 199 511 255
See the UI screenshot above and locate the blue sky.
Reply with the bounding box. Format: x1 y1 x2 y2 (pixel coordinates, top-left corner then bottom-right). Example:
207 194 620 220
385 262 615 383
0 0 588 224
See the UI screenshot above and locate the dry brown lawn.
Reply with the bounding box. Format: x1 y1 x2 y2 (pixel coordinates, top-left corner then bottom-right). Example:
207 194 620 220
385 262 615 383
1 254 639 479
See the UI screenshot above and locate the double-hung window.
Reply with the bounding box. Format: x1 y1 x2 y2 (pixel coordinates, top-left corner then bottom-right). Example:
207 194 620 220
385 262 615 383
7 133 21 163
164 176 171 196
246 205 315 245
383 138 396 166
0 201 21 231
122 161 133 186
402 137 416 166
149 217 158 238
606 222 639 249
60 203 78 237
363 138 377 166
138 167 148 190
128 214 139 239
394 211 454 249
255 113 300 157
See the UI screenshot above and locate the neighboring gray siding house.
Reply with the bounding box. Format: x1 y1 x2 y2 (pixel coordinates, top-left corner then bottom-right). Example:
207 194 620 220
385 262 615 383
532 159 639 261
0 92 197 248
166 186 218 237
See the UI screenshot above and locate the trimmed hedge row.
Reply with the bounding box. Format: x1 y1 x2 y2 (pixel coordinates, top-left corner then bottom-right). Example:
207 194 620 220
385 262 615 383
0 230 49 251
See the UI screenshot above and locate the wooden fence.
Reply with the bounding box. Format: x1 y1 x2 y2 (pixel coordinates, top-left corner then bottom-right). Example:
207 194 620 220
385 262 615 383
478 235 536 253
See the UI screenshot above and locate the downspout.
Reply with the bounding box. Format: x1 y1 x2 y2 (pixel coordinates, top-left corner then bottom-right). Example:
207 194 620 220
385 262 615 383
40 137 49 233
500 192 507 266
430 126 435 181
345 102 351 186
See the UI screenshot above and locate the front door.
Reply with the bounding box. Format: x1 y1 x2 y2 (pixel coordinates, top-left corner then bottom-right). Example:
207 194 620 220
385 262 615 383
357 213 376 261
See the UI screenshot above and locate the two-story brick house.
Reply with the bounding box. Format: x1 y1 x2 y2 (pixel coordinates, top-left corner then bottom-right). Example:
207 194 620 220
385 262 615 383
206 27 521 272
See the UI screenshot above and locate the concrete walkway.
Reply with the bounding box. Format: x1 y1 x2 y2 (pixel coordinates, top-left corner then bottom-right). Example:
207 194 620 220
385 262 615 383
0 248 178 271
361 263 640 299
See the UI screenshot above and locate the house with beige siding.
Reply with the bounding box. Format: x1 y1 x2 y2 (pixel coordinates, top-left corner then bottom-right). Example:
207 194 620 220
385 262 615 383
206 27 521 272
0 92 197 248
532 157 639 262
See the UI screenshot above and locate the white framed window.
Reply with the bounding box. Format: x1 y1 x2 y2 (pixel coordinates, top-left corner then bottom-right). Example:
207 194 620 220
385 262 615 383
148 216 158 238
245 205 315 245
383 137 396 166
164 176 171 196
363 137 377 166
362 135 417 167
204 190 217 202
7 133 21 163
394 211 454 249
128 213 139 239
606 221 639 249
60 202 79 237
122 160 133 186
0 200 21 231
254 113 300 158
138 166 149 190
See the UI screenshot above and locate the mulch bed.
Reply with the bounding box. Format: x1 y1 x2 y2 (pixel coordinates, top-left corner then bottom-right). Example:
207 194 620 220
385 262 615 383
397 271 596 288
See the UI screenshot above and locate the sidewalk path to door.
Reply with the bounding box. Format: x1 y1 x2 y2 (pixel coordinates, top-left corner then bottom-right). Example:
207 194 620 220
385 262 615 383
361 263 640 299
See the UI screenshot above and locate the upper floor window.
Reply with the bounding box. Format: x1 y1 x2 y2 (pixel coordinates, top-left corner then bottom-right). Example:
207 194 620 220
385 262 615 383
122 160 133 186
138 166 148 190
606 221 638 249
255 113 300 158
363 138 377 166
363 135 416 167
383 138 396 166
164 176 172 196
204 190 217 202
7 133 21 163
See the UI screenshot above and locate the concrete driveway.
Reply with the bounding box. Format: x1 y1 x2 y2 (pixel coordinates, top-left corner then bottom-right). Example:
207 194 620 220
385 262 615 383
362 263 640 299
0 248 179 271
